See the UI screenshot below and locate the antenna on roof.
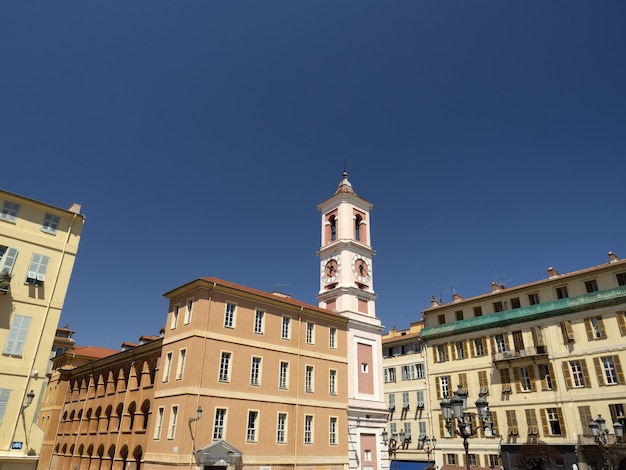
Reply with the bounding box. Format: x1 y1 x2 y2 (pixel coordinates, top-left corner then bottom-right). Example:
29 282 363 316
273 283 288 293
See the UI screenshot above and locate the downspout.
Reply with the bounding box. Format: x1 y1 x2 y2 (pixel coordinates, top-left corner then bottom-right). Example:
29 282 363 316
8 211 80 450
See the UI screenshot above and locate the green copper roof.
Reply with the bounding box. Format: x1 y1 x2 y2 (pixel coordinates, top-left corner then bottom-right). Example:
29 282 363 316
420 286 626 342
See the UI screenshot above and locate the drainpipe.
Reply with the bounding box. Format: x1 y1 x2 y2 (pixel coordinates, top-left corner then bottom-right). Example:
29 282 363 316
294 306 303 470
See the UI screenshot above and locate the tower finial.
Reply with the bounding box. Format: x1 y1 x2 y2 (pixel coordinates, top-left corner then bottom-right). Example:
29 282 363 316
342 159 348 177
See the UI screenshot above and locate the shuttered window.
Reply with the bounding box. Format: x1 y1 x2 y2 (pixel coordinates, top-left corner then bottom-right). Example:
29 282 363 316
4 315 32 356
0 389 11 425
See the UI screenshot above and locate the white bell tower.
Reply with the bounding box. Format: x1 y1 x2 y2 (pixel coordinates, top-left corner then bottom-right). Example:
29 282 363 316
317 171 388 470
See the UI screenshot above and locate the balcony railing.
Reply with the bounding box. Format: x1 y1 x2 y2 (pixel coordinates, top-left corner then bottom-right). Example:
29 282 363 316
492 346 548 362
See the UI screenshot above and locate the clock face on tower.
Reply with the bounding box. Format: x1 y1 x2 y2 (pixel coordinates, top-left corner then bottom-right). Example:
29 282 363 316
352 255 371 283
322 256 341 283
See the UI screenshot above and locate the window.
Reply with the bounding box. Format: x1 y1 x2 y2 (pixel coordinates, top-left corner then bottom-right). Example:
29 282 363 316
415 363 425 378
528 293 540 305
277 413 287 443
617 272 626 286
473 306 482 317
224 303 236 328
213 408 226 440
329 369 337 395
478 370 489 393
3 315 32 356
595 356 623 385
419 420 427 437
254 310 264 334
401 365 412 381
585 280 599 293
167 406 178 439
510 297 521 309
250 357 261 386
495 334 506 353
609 404 626 429
402 392 410 409
506 410 518 436
281 316 290 339
171 305 179 329
219 352 231 382
153 407 164 439
555 286 569 299
329 215 336 241
0 246 18 274
329 416 338 444
404 421 412 439
306 322 314 344
455 310 464 321
329 327 337 349
539 364 555 391
305 366 314 392
446 454 457 465
500 368 512 393
26 253 50 284
436 344 448 362
184 299 193 324
439 375 450 399
163 352 172 382
585 316 607 340
247 410 258 442
304 415 313 444
544 408 564 436
512 330 524 351
417 390 425 408
468 454 478 466
41 213 61 234
525 409 539 436
493 301 504 313
176 349 186 380
473 338 486 357
438 314 446 325
455 341 466 359
279 361 289 390
561 321 575 343
579 406 593 435
0 201 20 223
489 455 500 468
384 367 396 383
566 360 589 388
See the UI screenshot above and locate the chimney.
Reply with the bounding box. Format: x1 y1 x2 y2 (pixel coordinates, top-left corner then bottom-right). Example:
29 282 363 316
491 281 500 292
608 251 619 263
452 292 464 302
430 296 439 307
547 266 560 278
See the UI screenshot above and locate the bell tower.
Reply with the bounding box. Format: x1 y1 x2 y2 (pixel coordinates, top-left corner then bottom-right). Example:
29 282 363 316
317 171 388 470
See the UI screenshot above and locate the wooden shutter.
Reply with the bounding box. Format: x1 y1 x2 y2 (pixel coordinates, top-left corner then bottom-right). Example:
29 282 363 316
491 411 500 437
579 406 592 435
557 408 566 437
432 346 439 363
584 318 594 341
439 414 446 438
598 318 607 339
444 343 450 362
513 367 521 393
617 312 626 336
593 357 605 386
463 340 469 359
529 365 537 392
540 409 550 436
581 359 591 388
436 377 441 399
470 338 476 357
614 355 625 384
562 362 572 389
548 364 557 391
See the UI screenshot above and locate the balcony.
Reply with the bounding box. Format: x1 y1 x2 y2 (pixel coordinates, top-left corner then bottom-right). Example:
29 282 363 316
492 346 548 362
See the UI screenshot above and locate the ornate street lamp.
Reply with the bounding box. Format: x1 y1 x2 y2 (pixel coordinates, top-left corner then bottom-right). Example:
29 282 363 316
21 390 35 412
382 429 411 470
418 434 437 468
441 385 493 470
589 414 623 470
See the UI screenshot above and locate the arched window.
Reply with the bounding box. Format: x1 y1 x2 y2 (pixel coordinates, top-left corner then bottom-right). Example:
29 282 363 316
105 405 113 431
116 403 124 431
128 402 137 431
355 214 362 241
133 445 143 470
330 215 337 241
141 400 150 430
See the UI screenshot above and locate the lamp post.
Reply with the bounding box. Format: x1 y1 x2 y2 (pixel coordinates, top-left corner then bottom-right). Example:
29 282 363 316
382 429 411 470
21 390 35 412
589 414 623 470
440 385 493 470
418 435 437 469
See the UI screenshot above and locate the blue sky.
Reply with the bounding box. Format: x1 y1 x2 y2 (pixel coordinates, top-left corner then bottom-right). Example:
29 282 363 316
2 2 625 348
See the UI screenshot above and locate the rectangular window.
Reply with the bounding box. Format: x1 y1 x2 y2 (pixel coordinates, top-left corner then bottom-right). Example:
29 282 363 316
495 334 506 353
329 416 338 444
510 297 521 309
176 349 186 380
304 415 313 444
0 246 18 275
617 272 626 286
162 352 173 383
329 327 337 349
402 392 410 409
282 316 290 339
184 299 193 324
401 365 412 381
545 408 564 436
419 420 427 437
609 404 626 429
512 330 524 351
384 367 396 383
247 410 258 442
219 352 231 382
388 393 395 410
404 421 412 439
455 310 464 321
493 301 504 312
250 357 262 386
478 370 489 393
556 286 569 299
528 293 540 305
224 303 236 328
585 279 599 293
579 406 593 435
585 316 607 340
473 306 482 317
439 375 450 399
525 409 539 436
171 305 179 329
506 410 518 436
153 407 164 439
455 341 465 359
26 253 50 284
489 455 500 467
254 310 264 334
446 454 457 465
561 321 575 343
417 390 425 408
213 408 226 440
329 369 337 395
473 338 486 357
458 373 468 393
167 406 178 439
305 365 314 392
436 344 448 362
306 322 314 344
277 413 287 443
569 360 587 388
0 201 20 222
518 367 532 392
539 364 555 391
468 454 478 467
500 368 512 393
41 213 61 234
279 361 289 390
3 315 32 356
597 356 620 385
438 314 446 325
415 363 425 378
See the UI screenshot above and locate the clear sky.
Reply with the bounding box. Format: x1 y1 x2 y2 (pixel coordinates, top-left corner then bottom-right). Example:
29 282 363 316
2 2 625 349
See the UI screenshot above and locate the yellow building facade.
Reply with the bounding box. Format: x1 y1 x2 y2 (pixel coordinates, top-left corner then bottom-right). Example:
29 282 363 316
0 189 84 470
420 253 626 470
